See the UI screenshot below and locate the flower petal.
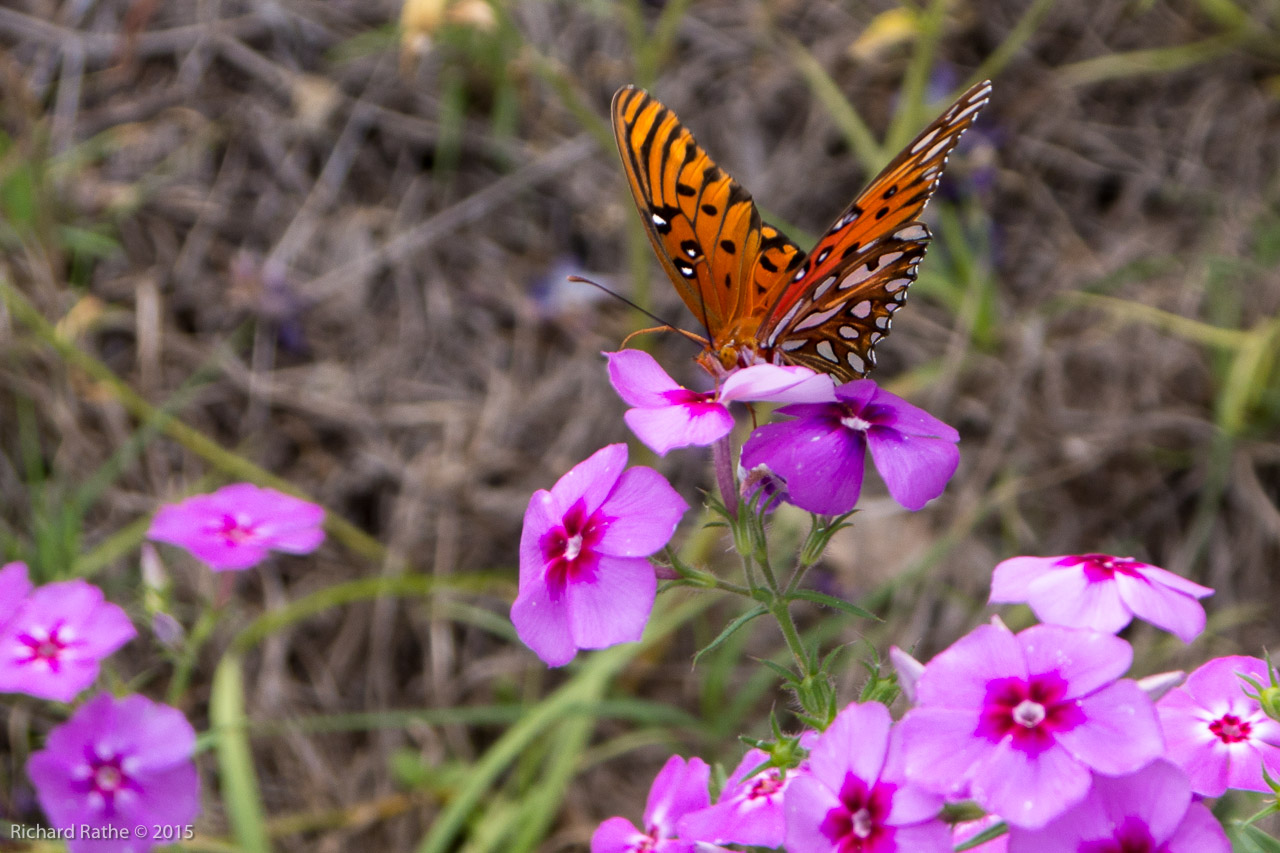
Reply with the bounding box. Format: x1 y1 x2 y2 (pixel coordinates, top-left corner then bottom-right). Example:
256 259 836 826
970 738 1090 828
1016 625 1133 699
595 467 688 557
1024 567 1132 635
865 427 958 510
783 774 844 853
646 756 711 835
548 444 629 517
719 364 836 404
742 416 864 515
567 555 655 651
606 350 686 407
1056 680 1163 775
1114 572 1206 643
624 404 733 455
510 579 576 667
989 556 1052 603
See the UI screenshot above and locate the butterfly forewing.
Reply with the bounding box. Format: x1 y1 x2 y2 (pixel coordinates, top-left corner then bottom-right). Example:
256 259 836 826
759 80 992 381
612 86 766 340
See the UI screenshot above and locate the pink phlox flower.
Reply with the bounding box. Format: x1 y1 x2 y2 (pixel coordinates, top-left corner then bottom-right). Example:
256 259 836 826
0 561 34 625
592 755 722 853
605 349 835 456
1157 655 1280 796
0 571 135 703
147 482 325 571
897 618 1164 829
26 692 200 853
990 553 1212 643
676 748 799 847
785 702 949 853
1005 760 1229 853
740 379 959 515
511 444 688 667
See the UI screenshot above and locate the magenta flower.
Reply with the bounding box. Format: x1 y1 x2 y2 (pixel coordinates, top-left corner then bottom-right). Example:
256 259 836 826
511 444 688 667
0 561 34 623
592 755 715 853
785 702 948 853
897 619 1164 829
740 379 959 515
677 748 796 847
605 349 835 455
1005 760 1228 853
27 692 200 853
990 553 1212 643
0 571 136 703
147 482 325 571
1157 655 1280 796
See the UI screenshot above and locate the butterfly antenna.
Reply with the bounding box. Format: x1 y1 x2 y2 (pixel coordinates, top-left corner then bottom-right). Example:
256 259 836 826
567 275 708 348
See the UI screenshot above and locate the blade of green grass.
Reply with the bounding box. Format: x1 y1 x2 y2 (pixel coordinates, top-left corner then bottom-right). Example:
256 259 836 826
211 653 271 853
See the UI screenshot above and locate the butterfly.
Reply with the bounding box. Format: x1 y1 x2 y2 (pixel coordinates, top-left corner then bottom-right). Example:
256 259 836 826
611 79 991 382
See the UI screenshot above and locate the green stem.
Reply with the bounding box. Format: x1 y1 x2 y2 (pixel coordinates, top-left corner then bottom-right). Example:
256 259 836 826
167 601 220 705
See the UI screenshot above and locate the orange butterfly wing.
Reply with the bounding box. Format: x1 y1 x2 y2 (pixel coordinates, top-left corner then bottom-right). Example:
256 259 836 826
757 80 993 380
612 86 798 343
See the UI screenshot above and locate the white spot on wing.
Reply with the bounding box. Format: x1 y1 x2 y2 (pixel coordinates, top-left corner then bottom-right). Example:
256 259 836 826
847 353 865 373
909 127 941 155
838 325 859 340
816 341 838 363
851 301 872 318
896 225 928 241
885 278 910 292
794 305 843 331
780 339 806 351
812 276 837 300
839 266 874 291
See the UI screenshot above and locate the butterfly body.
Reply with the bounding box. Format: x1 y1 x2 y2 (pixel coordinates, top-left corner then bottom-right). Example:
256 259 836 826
611 80 992 382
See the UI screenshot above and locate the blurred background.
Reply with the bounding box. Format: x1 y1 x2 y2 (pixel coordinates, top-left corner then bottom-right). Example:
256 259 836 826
1 0 1279 850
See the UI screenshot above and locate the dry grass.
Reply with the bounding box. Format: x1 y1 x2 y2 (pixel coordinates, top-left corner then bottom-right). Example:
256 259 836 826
1 0 1279 849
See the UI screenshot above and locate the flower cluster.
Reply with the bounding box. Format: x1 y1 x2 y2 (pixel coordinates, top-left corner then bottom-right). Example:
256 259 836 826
512 351 960 666
588 549 1254 852
14 483 326 852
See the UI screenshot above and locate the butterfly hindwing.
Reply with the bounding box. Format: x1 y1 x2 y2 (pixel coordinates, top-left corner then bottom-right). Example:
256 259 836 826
611 86 766 340
759 80 992 381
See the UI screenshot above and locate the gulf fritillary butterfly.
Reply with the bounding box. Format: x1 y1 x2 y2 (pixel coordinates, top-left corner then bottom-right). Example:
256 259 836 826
611 80 992 382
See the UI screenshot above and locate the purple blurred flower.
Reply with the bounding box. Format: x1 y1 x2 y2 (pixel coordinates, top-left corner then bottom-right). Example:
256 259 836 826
0 568 135 703
511 444 688 667
605 349 835 456
592 755 715 853
1005 760 1228 853
1157 655 1280 796
740 379 959 515
677 748 797 847
0 561 34 622
785 702 948 853
147 482 325 571
26 692 199 853
990 553 1212 643
897 619 1164 829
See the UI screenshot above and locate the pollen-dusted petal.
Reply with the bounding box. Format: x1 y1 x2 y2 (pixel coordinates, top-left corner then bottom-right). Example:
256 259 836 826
595 467 688 557
1016 625 1133 699
624 403 733 455
865 427 958 510
605 349 686 407
566 555 655 652
548 443 629 517
1057 680 1163 775
510 578 576 667
741 415 865 515
971 736 1090 829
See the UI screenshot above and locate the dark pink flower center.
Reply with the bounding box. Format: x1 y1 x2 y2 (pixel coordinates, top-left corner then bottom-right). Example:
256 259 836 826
978 673 1084 755
746 768 785 800
1065 553 1143 582
1209 713 1252 744
820 773 895 852
17 623 78 671
213 512 260 546
74 749 140 818
540 499 608 596
1079 816 1157 853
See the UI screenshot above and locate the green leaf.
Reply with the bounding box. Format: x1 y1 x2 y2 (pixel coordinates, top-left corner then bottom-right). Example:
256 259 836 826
788 589 877 621
211 654 271 853
693 605 768 665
